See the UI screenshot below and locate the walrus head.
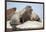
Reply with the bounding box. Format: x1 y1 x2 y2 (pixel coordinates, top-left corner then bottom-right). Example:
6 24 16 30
20 6 33 23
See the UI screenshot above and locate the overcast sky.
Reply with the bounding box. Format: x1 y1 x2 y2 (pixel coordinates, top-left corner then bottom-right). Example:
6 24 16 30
7 2 43 19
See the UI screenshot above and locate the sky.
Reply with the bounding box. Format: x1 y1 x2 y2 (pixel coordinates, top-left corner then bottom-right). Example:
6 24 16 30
7 2 43 19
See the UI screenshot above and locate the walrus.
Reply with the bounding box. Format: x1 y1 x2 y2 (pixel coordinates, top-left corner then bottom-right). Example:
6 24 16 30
10 6 41 30
7 8 16 21
20 6 40 23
